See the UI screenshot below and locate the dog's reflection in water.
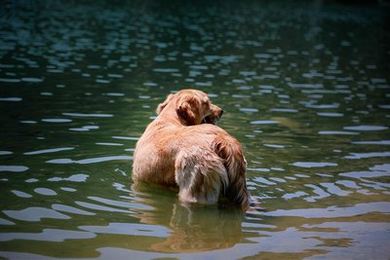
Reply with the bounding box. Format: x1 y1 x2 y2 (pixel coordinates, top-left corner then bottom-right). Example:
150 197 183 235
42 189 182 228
131 182 244 253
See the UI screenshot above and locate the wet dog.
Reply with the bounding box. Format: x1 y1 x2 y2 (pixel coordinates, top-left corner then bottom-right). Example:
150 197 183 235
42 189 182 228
132 89 250 210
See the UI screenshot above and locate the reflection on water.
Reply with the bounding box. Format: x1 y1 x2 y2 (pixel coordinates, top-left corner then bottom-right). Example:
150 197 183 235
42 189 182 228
131 183 244 253
0 0 390 259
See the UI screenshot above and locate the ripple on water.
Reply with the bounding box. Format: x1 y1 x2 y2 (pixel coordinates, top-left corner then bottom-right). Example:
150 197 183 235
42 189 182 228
51 204 95 216
317 112 344 117
0 218 15 226
96 79 111 84
318 130 359 135
0 151 13 155
250 120 278 125
292 162 338 168
254 177 277 186
0 78 20 83
143 82 157 87
62 112 113 118
344 125 389 131
247 168 271 172
24 147 74 155
336 180 361 189
21 77 44 83
270 108 298 113
305 103 339 109
96 142 124 146
75 201 131 213
79 223 170 238
3 207 70 222
282 191 308 200
34 188 57 196
262 202 390 218
0 97 22 102
263 144 285 149
41 118 72 123
112 136 139 141
20 120 37 124
344 151 390 160
0 165 29 172
48 173 89 182
46 155 132 164
4 221 386 259
25 178 38 183
113 182 131 192
104 92 124 97
40 92 53 96
300 222 390 259
303 184 331 202
11 190 32 198
60 187 77 192
153 68 179 73
352 140 390 145
320 182 351 197
69 125 99 131
269 177 286 183
239 108 259 113
339 163 390 179
0 228 95 242
288 82 323 89
87 196 141 210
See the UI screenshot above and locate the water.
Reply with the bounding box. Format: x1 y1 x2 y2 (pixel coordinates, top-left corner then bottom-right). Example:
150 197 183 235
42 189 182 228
0 1 389 259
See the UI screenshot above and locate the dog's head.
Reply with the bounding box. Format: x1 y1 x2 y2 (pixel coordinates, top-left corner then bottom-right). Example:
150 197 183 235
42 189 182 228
156 89 223 126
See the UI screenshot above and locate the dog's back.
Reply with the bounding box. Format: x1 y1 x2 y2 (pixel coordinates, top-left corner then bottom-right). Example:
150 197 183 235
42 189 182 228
132 120 178 186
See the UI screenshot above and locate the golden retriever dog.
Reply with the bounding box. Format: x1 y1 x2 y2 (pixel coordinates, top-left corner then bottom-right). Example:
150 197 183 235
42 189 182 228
132 89 250 210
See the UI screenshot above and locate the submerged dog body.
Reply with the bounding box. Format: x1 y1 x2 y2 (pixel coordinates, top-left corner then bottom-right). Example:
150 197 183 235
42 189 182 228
132 89 250 210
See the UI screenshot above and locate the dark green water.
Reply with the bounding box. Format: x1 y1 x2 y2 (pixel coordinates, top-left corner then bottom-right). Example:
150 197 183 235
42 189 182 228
0 1 389 259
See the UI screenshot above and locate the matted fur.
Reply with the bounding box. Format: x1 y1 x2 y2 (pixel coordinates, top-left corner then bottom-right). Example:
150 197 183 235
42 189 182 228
132 89 250 210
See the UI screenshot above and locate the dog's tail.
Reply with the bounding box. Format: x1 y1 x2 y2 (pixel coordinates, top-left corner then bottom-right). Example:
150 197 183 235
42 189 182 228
212 135 250 211
175 147 229 205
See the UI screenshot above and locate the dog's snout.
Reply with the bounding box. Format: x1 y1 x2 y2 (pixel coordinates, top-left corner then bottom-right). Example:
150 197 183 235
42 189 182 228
219 109 224 117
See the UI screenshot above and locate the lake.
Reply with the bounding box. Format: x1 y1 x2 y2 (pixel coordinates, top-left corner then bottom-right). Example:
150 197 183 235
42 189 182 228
0 1 389 259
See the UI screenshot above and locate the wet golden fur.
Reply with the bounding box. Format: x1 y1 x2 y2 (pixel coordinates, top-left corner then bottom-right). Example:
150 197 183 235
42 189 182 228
132 89 250 210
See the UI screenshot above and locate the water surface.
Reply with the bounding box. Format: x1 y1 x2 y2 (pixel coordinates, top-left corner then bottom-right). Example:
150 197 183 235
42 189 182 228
0 1 389 259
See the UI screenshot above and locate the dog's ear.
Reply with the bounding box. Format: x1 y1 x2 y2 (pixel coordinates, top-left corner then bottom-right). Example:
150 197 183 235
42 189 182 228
176 96 198 125
156 94 174 115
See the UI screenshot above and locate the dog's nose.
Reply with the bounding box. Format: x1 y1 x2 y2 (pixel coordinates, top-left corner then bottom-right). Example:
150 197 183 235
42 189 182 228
219 109 224 117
